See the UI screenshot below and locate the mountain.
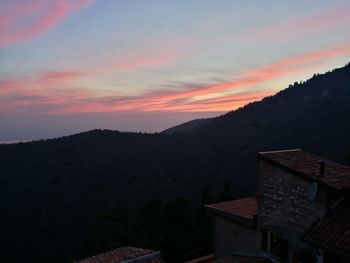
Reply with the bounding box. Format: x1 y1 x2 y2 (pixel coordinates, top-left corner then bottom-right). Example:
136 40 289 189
162 118 211 134
1 63 350 263
194 63 350 161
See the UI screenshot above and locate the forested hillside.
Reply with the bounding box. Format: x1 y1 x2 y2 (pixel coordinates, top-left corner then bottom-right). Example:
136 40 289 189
1 63 350 262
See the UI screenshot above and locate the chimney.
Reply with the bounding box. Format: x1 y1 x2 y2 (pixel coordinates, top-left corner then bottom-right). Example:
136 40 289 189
319 160 326 176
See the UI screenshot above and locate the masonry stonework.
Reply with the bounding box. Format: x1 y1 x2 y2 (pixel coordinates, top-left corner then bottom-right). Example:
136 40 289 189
258 161 328 245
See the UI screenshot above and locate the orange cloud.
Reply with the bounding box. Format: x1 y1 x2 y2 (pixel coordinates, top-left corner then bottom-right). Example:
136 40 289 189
0 0 95 47
2 43 350 115
140 90 277 113
133 42 350 111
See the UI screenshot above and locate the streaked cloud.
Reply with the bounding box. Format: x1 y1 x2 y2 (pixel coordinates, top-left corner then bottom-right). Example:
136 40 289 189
0 48 182 114
129 43 350 112
3 42 349 115
2 3 350 115
247 4 350 42
0 0 95 47
0 49 178 94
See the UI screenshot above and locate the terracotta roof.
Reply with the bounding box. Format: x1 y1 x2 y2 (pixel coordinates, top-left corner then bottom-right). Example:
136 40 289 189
219 256 269 263
304 199 350 259
258 149 350 191
206 197 257 219
184 254 214 263
75 247 163 263
184 254 270 263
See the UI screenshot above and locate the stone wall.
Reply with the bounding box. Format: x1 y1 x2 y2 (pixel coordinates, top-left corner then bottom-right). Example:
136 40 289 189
258 161 328 246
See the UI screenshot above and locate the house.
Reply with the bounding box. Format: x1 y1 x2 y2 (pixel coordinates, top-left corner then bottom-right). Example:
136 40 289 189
206 149 350 263
205 197 273 263
205 197 259 259
75 247 164 263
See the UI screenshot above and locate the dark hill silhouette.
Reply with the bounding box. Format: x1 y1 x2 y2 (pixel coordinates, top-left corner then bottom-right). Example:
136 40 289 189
1 63 350 262
162 118 211 134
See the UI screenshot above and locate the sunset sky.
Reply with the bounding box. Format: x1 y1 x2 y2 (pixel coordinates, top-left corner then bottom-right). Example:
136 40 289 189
1 0 350 140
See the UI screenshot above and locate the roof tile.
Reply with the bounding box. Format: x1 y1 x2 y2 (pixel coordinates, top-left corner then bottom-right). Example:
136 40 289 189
75 247 163 263
205 197 257 219
258 149 350 190
304 199 350 259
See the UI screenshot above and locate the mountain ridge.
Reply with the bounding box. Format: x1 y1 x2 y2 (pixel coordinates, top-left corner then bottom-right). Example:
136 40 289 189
162 118 212 134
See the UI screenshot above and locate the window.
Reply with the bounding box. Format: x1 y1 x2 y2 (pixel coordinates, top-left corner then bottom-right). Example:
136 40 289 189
262 229 268 252
261 230 288 263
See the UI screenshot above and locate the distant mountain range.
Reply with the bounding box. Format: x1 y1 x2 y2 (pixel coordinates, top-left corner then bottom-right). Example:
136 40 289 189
1 62 350 263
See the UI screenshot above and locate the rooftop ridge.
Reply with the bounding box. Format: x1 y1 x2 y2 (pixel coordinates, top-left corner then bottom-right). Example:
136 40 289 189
205 197 257 220
75 247 160 263
258 149 301 154
121 252 161 263
205 206 253 220
258 149 350 191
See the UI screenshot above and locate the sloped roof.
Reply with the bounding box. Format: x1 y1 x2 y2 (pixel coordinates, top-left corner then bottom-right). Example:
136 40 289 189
184 254 271 263
206 197 257 219
219 257 268 263
258 149 350 191
75 247 163 263
304 199 350 259
205 197 257 227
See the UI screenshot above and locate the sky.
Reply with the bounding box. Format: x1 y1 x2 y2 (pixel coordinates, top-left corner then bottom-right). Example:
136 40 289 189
1 0 350 141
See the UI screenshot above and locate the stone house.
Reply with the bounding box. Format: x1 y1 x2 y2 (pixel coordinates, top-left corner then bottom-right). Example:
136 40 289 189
206 149 350 263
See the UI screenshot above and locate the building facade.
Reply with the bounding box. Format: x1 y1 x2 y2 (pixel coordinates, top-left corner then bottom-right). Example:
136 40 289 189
206 197 259 259
206 149 350 263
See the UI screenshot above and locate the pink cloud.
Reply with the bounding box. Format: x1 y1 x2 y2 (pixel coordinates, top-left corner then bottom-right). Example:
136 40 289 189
131 43 350 110
32 53 178 88
35 71 91 86
2 43 350 115
0 50 181 114
248 4 350 42
95 43 350 113
0 0 95 47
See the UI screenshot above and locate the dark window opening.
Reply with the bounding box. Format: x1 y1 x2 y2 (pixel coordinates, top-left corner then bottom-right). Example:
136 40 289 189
270 232 288 262
261 230 288 263
262 230 268 252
